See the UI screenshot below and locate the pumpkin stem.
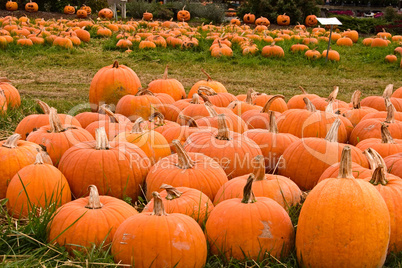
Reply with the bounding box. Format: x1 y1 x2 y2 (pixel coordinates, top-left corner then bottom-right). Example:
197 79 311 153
149 112 165 126
131 117 145 133
112 61 119 68
173 139 195 169
337 146 354 179
363 148 378 170
85 185 104 209
178 115 199 127
201 69 212 82
381 123 395 144
325 118 341 142
252 155 266 181
49 108 64 133
34 152 45 165
327 86 339 102
370 165 388 186
162 65 169 79
325 100 334 114
382 84 393 99
298 86 308 95
160 184 183 200
216 114 230 140
241 174 256 204
384 98 395 124
198 86 217 96
2 134 21 149
95 127 110 150
303 97 316 112
36 100 51 114
199 93 212 105
152 191 168 216
0 77 12 83
261 95 285 113
204 102 218 117
136 88 155 96
102 106 120 123
268 111 278 133
245 88 253 104
351 90 362 109
191 93 200 104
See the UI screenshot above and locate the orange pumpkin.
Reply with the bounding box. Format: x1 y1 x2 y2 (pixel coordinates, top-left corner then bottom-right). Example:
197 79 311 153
25 0 38 12
80 4 91 14
147 65 186 101
98 8 114 19
262 42 284 57
305 15 317 27
177 7 191 21
6 0 18 11
64 4 75 14
277 13 290 26
0 77 20 108
76 9 87 19
243 13 255 24
188 69 227 98
143 11 153 21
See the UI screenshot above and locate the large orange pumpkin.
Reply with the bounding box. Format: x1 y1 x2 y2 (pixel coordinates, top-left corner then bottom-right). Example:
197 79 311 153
6 152 71 219
59 127 150 201
287 86 320 109
206 174 295 261
6 0 18 11
112 192 207 267
296 146 390 268
197 86 236 107
89 61 141 112
48 185 138 252
277 13 290 26
147 65 186 101
0 77 21 108
187 69 227 98
98 8 114 19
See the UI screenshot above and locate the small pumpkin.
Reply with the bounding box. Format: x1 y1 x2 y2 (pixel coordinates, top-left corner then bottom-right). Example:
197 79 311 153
243 13 256 24
177 6 190 22
277 13 290 26
76 9 87 19
98 8 114 19
25 0 38 12
143 11 153 21
147 65 186 101
80 4 91 14
6 0 18 11
64 4 75 15
305 15 317 27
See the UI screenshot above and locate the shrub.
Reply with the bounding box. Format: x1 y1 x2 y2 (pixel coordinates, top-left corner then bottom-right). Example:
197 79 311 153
169 1 226 23
126 0 173 20
237 0 322 25
328 15 387 34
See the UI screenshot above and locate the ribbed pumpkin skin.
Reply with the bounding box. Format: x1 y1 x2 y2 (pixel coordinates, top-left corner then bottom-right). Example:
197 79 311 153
163 99 196 122
277 110 351 143
188 80 227 98
48 196 138 252
15 114 81 140
195 114 248 134
112 213 207 268
243 130 299 172
296 178 390 268
206 93 237 107
360 111 402 121
385 153 402 178
214 174 302 209
6 163 71 219
287 94 319 109
148 79 186 101
27 125 94 166
59 141 150 201
184 131 262 179
317 162 371 183
205 197 295 260
89 62 141 111
143 187 214 225
0 139 52 199
253 94 288 113
310 98 349 111
240 110 281 129
115 94 165 122
85 120 132 141
161 126 216 153
356 138 402 159
344 107 378 126
278 139 368 190
349 119 402 145
361 96 402 111
74 112 130 129
0 82 21 108
145 152 228 201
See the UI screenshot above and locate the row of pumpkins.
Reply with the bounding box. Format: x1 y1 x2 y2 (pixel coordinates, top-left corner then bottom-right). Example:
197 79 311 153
1 61 402 266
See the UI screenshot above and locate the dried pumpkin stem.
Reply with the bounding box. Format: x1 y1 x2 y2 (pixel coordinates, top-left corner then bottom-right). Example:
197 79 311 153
201 69 212 81
216 114 230 140
385 98 395 124
325 100 334 114
160 184 183 200
380 123 395 144
363 148 378 170
85 185 104 209
382 84 393 99
2 134 21 149
299 86 308 95
152 191 168 216
369 165 388 186
49 108 64 133
163 65 169 79
252 155 266 181
131 117 145 133
325 118 341 142
351 90 362 109
337 146 354 179
327 86 339 102
204 102 218 117
102 106 120 123
303 97 316 112
245 88 253 104
198 86 217 96
149 112 165 126
268 111 278 133
36 100 51 114
112 61 119 68
199 93 212 104
173 139 195 169
95 127 110 150
241 174 256 204
136 88 155 96
262 95 285 113
191 93 200 104
34 152 45 165
178 115 199 127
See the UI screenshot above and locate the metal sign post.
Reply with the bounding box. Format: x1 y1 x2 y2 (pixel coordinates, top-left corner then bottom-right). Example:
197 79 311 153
316 18 342 62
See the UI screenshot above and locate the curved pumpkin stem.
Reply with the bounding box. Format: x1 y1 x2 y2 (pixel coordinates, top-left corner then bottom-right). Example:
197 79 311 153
112 61 119 68
303 97 316 112
149 112 165 126
351 90 362 109
385 98 395 124
173 139 195 169
381 123 395 144
363 148 378 170
95 127 110 150
49 108 64 133
241 174 256 204
131 117 145 133
163 65 169 79
204 102 218 117
337 146 354 179
190 93 201 104
136 88 155 96
160 184 183 200
198 86 217 96
34 152 45 165
252 155 265 181
327 86 339 102
325 100 334 114
2 134 21 149
102 106 120 123
152 191 168 216
216 114 230 141
325 118 341 142
85 185 104 209
199 93 212 105
245 88 254 104
201 69 213 82
382 84 393 99
36 100 51 114
268 111 278 133
299 86 308 95
370 165 388 186
178 115 199 127
261 95 285 113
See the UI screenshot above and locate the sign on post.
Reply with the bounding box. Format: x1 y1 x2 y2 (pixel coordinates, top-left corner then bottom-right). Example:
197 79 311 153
316 17 342 62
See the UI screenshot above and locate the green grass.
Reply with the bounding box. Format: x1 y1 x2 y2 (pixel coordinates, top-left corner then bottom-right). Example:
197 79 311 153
0 30 402 267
